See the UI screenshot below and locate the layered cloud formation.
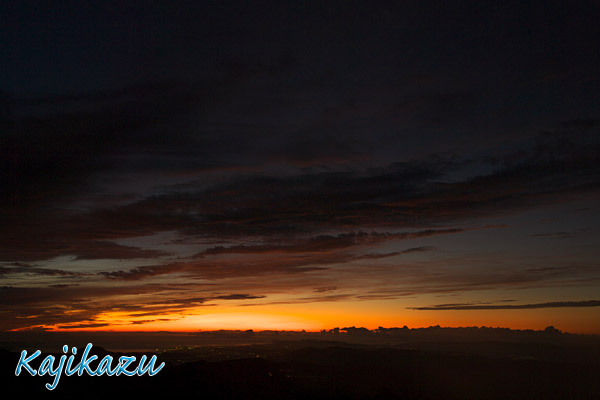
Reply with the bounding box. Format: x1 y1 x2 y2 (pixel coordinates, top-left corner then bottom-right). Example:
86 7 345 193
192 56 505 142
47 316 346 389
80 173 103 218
1 2 599 332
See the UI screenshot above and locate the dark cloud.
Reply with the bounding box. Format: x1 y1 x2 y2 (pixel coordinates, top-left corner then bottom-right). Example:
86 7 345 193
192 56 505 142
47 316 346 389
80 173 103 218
532 232 574 239
213 294 266 300
353 246 436 260
531 229 589 239
409 300 600 311
3 115 597 267
99 264 185 281
239 294 356 307
314 286 337 293
99 231 455 281
0 264 84 277
198 235 444 257
99 259 329 281
56 323 111 329
0 108 597 270
48 284 80 288
0 284 183 306
65 125 598 244
128 319 176 325
0 233 171 262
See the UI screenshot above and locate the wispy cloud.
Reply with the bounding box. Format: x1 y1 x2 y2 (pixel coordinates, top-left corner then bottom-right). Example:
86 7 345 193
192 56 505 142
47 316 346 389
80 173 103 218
409 300 600 310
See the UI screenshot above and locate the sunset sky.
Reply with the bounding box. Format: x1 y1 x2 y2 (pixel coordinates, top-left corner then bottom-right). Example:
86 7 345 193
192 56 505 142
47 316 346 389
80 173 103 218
1 2 599 334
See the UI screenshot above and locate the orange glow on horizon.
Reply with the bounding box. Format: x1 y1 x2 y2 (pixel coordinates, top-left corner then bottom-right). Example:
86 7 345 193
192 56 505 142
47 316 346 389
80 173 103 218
15 301 600 335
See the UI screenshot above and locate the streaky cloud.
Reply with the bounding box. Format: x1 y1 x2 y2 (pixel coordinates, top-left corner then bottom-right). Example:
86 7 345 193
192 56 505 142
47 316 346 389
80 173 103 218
409 300 600 310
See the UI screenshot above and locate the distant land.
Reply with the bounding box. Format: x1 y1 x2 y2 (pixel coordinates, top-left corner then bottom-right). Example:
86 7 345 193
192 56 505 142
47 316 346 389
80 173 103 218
3 325 599 399
1 325 598 354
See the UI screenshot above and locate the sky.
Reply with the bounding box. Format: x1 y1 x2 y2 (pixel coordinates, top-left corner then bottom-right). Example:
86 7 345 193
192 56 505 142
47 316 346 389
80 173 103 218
1 1 599 334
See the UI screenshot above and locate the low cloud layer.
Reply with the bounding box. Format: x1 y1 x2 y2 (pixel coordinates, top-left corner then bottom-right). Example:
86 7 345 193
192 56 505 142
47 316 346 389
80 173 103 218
409 300 600 311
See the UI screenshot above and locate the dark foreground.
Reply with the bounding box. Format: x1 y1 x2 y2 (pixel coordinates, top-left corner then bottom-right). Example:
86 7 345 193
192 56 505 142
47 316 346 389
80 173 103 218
3 337 600 400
